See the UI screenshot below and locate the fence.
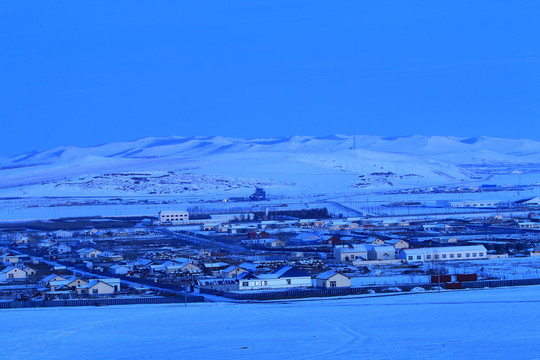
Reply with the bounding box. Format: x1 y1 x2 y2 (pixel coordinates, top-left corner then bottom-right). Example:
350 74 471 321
200 277 540 301
199 283 432 301
0 295 205 309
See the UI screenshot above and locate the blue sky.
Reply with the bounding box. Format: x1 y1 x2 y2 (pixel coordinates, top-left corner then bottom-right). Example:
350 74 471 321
1 1 540 156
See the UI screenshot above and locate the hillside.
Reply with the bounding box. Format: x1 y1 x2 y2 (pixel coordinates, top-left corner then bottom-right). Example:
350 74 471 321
0 135 539 198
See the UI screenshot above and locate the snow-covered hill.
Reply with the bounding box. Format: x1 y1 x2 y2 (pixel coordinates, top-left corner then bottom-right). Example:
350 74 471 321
1 135 539 198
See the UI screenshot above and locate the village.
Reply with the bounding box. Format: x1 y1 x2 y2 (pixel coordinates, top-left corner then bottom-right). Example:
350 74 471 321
2 193 540 306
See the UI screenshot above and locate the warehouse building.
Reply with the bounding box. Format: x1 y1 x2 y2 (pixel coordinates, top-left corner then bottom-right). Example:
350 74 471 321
399 245 487 263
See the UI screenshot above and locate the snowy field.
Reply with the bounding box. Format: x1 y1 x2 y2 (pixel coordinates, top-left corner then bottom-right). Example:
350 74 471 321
3 286 540 360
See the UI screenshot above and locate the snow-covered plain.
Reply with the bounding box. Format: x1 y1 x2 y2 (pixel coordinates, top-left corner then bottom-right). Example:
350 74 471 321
1 134 540 221
4 286 540 359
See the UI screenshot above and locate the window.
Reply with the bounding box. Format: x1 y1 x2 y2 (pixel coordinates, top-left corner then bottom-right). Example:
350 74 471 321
330 281 337 288
457 253 462 258
426 255 431 260
242 281 248 286
92 289 98 294
408 256 413 260
416 255 421 260
435 255 440 260
442 254 447 259
466 253 470 257
472 253 477 257
479 252 484 257
261 281 267 286
286 279 291 285
8 274 13 279
254 281 258 286
450 254 454 258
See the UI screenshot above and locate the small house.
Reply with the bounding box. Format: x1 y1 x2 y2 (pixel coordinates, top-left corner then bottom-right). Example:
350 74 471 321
314 271 351 289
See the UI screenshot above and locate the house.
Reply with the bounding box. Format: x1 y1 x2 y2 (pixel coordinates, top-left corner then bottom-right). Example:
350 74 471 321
64 277 89 288
196 278 238 292
201 223 218 231
49 277 89 291
370 238 386 246
248 230 270 239
53 230 73 238
0 264 35 282
39 274 67 288
98 278 121 292
440 236 458 244
0 253 20 264
203 262 230 272
196 250 212 259
322 236 342 245
56 244 72 254
98 252 124 261
314 271 351 289
241 238 285 248
220 265 250 279
294 233 322 244
227 224 253 234
328 220 353 230
77 280 115 296
77 248 102 259
109 264 132 275
298 219 326 228
449 201 501 208
237 266 312 291
0 266 27 282
158 210 189 223
132 258 153 268
386 239 410 249
164 262 201 275
423 224 439 232
333 244 372 262
518 222 540 229
264 239 285 248
84 228 99 236
12 235 30 245
399 245 488 263
368 246 396 260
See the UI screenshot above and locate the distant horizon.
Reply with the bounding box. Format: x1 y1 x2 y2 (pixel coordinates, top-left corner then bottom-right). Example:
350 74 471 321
4 132 540 158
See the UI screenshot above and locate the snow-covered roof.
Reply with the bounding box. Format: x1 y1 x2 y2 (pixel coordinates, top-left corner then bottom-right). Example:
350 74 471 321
40 274 65 283
334 244 373 254
371 246 395 253
401 245 487 256
315 271 350 280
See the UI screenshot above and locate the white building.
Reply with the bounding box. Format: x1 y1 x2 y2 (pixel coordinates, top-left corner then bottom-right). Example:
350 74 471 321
368 246 396 260
399 245 488 263
237 266 312 291
77 248 101 259
53 230 73 238
518 222 540 229
449 201 501 208
314 271 351 289
0 264 36 282
77 280 115 296
159 210 189 223
333 244 373 262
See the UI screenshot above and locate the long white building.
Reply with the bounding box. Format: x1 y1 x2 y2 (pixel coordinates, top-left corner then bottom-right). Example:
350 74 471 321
237 266 312 291
159 210 189 223
399 245 487 263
